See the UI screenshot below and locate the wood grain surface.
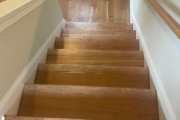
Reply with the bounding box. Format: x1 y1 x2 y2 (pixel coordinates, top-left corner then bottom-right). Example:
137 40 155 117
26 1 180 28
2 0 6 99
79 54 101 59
14 3 159 119
58 0 130 24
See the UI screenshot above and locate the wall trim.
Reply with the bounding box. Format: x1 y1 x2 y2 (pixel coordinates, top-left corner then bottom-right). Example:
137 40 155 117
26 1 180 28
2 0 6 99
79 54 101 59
132 14 177 120
0 0 46 33
0 19 66 118
1 116 5 120
130 0 133 24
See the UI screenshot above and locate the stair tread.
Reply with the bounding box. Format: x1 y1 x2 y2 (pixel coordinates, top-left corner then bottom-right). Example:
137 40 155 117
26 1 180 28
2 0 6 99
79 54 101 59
55 37 139 51
22 84 156 100
37 64 147 74
61 29 136 36
58 36 136 40
17 110 159 120
66 22 133 30
18 84 158 118
6 115 158 120
46 49 143 67
48 49 143 59
56 37 138 43
6 116 82 120
35 64 149 88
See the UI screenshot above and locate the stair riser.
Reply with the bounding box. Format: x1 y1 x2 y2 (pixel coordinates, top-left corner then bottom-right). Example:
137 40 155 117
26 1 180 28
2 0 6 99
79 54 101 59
46 58 144 67
54 43 139 51
35 72 149 88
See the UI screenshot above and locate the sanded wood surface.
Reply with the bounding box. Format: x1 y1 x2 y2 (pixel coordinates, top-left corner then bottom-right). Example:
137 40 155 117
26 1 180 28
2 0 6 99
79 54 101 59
149 0 180 39
35 64 149 88
58 0 130 24
46 49 144 66
55 37 139 51
66 22 133 30
18 84 158 119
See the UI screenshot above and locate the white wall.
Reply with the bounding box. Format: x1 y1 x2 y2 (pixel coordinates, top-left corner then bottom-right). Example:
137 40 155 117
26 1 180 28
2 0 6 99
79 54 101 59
157 0 180 23
0 0 64 116
132 0 180 119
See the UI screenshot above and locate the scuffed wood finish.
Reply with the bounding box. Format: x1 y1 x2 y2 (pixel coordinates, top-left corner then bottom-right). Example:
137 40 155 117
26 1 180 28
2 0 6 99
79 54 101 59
35 64 149 88
66 22 133 30
54 37 139 51
18 84 158 119
46 49 144 66
149 0 180 39
58 0 130 24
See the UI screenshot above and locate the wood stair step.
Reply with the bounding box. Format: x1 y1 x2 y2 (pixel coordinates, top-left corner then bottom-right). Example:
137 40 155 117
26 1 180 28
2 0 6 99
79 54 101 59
18 84 158 120
61 29 136 37
46 49 144 67
35 64 149 89
58 35 136 40
55 37 139 51
66 22 133 30
6 116 82 120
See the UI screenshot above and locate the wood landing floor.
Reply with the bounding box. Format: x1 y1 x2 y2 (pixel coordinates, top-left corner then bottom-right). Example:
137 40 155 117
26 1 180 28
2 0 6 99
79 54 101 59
58 0 130 24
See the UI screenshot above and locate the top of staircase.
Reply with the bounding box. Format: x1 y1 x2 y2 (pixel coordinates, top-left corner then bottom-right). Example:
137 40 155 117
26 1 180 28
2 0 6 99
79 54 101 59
66 22 133 30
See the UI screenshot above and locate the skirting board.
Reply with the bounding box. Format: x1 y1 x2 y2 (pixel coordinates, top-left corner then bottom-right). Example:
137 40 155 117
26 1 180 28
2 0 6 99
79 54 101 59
0 19 66 118
132 14 177 120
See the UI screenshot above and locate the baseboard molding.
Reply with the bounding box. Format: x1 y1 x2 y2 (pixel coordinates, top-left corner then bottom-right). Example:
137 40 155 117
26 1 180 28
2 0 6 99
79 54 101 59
132 14 177 120
0 19 66 118
0 0 46 32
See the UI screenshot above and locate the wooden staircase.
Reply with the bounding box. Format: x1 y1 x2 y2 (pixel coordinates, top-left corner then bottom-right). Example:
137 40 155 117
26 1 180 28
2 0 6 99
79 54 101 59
6 22 159 120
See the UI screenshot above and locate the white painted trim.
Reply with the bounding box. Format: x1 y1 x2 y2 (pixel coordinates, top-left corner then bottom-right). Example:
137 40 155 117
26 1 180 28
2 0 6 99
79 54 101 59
1 116 5 120
130 0 133 24
0 19 66 118
132 14 177 120
0 0 46 33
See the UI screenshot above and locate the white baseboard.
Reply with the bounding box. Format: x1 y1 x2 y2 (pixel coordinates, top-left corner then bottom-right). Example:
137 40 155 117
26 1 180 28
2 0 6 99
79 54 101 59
132 14 177 120
0 19 66 118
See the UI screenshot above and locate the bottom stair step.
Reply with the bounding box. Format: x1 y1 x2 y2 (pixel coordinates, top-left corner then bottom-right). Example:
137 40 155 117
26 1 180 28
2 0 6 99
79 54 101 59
6 115 157 120
17 84 159 120
6 116 82 120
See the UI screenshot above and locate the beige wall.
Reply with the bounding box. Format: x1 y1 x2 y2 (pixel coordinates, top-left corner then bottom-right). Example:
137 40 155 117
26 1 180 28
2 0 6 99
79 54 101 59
133 0 180 119
0 0 29 16
0 0 63 102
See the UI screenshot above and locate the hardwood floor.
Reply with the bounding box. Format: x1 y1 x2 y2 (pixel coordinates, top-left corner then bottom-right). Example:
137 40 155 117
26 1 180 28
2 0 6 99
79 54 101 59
58 0 130 23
